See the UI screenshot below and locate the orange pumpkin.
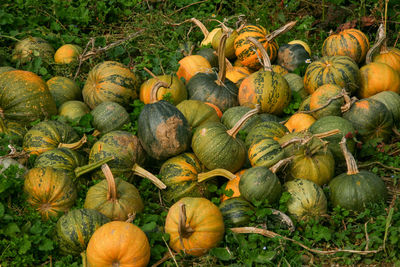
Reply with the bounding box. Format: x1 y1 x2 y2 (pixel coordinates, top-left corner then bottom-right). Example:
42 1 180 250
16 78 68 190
221 169 246 202
86 221 150 267
284 113 316 133
54 44 82 64
176 55 212 83
165 197 224 256
226 65 252 86
373 47 400 74
271 64 289 75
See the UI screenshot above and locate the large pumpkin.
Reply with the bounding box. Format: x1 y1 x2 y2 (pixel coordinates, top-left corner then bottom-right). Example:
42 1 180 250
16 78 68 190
12 37 55 63
165 197 225 256
86 221 150 267
90 101 130 135
82 61 140 109
46 76 81 107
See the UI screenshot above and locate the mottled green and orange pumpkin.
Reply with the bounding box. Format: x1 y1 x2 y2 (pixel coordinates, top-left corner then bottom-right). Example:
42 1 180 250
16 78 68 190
46 76 81 107
54 44 82 64
12 37 55 63
58 100 90 122
221 169 246 202
176 100 220 130
90 101 130 135
309 84 345 119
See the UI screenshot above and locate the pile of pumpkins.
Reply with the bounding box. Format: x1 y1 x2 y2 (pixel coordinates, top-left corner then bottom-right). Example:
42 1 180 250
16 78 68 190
1 17 400 266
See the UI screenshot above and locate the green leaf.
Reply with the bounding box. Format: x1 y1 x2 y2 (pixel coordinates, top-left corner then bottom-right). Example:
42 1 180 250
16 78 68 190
19 239 31 254
255 251 276 263
141 221 157 233
39 238 54 251
5 223 20 237
210 247 234 261
0 202 4 217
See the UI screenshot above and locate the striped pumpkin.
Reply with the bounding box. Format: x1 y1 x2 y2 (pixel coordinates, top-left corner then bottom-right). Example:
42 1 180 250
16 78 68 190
303 56 361 95
370 91 400 124
176 100 220 130
46 76 81 108
245 121 288 148
12 37 55 63
322 29 369 64
248 137 286 168
91 101 130 134
219 197 254 227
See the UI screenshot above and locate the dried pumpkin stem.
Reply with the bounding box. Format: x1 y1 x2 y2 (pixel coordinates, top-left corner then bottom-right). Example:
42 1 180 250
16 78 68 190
74 156 114 178
92 130 101 137
58 134 87 150
216 32 228 85
226 105 260 138
132 163 167 189
247 36 272 72
190 17 209 37
269 156 294 174
340 136 359 175
366 24 386 64
280 129 340 148
266 21 297 41
197 168 236 183
178 204 195 240
297 89 349 114
102 164 118 202
150 81 169 104
208 19 231 33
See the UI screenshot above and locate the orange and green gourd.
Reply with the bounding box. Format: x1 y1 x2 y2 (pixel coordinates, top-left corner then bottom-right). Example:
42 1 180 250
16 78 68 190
54 44 82 64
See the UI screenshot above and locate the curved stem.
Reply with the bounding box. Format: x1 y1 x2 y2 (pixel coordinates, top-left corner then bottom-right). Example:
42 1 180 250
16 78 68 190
179 204 194 240
280 129 340 149
226 105 260 138
143 66 159 79
269 156 294 174
190 18 209 37
247 37 272 71
92 130 100 137
197 168 236 183
132 163 167 189
58 134 87 150
74 156 114 178
150 81 169 104
266 21 297 41
366 24 386 64
339 136 359 175
216 32 228 85
102 164 118 202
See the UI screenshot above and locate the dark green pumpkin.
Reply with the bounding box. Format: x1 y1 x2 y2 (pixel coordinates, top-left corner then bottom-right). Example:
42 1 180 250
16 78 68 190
277 43 311 72
239 166 282 205
219 197 255 227
0 119 26 141
91 101 130 134
284 73 308 100
196 47 218 68
58 100 90 122
56 209 110 255
370 91 400 125
258 113 281 123
245 121 288 148
138 100 191 160
248 137 286 168
47 76 81 108
221 106 262 135
176 99 220 130
343 98 393 142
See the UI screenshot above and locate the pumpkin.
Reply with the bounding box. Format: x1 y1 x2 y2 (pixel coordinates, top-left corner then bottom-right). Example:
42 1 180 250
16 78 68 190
86 221 150 267
221 106 263 135
196 47 218 68
176 55 212 83
192 107 259 172
205 102 223 118
189 17 221 48
245 121 288 148
0 66 15 74
56 209 110 255
140 72 187 105
303 56 360 95
322 28 369 64
0 120 26 141
238 37 291 115
187 33 239 112
84 164 144 221
248 137 286 168
284 73 308 99
0 70 57 124
288 40 312 56
23 120 85 155
212 27 239 59
138 100 191 160
46 76 81 107
284 178 327 221
58 100 90 122
309 84 345 119
221 169 246 202
219 197 255 227
176 100 220 130
165 197 225 256
239 166 282 205
11 37 55 63
24 167 77 220
373 47 400 74
54 44 82 64
277 43 311 71
328 137 387 211
298 95 311 111
226 65 252 87
370 91 400 124
159 152 236 203
271 64 289 75
343 98 393 142
284 113 316 132
82 61 140 109
259 113 281 123
91 101 130 135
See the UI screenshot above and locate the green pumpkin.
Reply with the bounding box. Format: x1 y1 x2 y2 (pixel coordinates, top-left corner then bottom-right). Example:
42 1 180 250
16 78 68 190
219 197 255 227
239 166 282 205
284 179 327 221
248 137 286 168
221 106 262 135
298 95 311 111
370 91 400 125
277 43 311 72
176 100 220 130
138 100 191 160
0 119 26 142
245 121 288 148
58 100 90 122
258 113 281 123
91 101 130 134
284 73 308 100
12 37 55 63
56 209 110 255
47 76 81 108
196 47 218 68
211 29 238 59
0 66 15 74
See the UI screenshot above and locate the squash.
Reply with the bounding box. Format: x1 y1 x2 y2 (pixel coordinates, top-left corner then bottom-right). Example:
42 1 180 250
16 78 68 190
54 44 82 64
90 101 130 135
82 61 140 109
86 221 150 267
328 137 387 211
221 169 246 202
165 197 224 256
0 66 15 74
374 47 400 74
56 209 110 255
322 28 369 64
176 100 220 130
309 84 345 119
221 106 262 135
303 56 360 95
12 37 55 63
248 137 286 168
288 40 312 56
212 26 239 60
24 167 77 220
219 197 255 227
0 120 26 141
277 43 311 71
46 76 81 107
226 65 252 87
138 100 191 160
0 70 57 125
284 113 316 132
370 91 400 124
176 55 212 83
58 100 90 122
284 73 308 99
245 121 288 148
196 47 218 68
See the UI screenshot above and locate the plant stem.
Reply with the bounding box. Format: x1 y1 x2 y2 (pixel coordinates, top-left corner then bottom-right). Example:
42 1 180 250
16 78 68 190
197 168 236 182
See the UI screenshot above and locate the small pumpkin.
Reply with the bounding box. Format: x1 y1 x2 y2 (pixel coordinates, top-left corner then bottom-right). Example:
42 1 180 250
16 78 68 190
284 113 316 133
221 169 246 202
12 37 55 63
176 55 212 83
165 197 225 256
46 76 81 107
58 100 90 122
277 43 311 71
176 100 220 130
309 84 345 119
212 26 239 59
90 101 130 135
219 197 255 227
54 44 82 64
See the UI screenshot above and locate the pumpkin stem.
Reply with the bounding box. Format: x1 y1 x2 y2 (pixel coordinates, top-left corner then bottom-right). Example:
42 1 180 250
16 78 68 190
247 37 272 72
197 168 236 183
74 156 114 178
266 21 297 42
190 17 209 38
102 164 118 202
178 203 195 240
226 105 260 138
132 163 167 190
340 136 359 175
81 252 88 267
125 212 136 223
208 19 231 33
216 32 228 86
150 81 170 104
92 130 101 137
366 24 386 64
269 156 294 174
280 129 340 149
58 134 87 150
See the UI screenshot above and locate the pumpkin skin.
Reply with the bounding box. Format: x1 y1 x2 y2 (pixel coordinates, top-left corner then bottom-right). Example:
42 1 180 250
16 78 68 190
358 62 400 98
176 100 220 130
221 106 262 135
373 47 400 74
277 43 311 71
309 84 344 119
23 120 81 155
239 166 282 205
138 100 191 160
284 179 327 221
271 65 289 75
343 98 393 142
248 137 286 168
370 91 400 124
245 121 288 148
139 74 187 105
58 100 90 122
46 76 81 107
176 55 213 83
12 37 55 63
54 44 82 64
299 95 311 111
284 73 308 99
322 29 370 64
91 101 130 134
196 47 218 68
221 169 245 202
56 209 110 255
0 66 15 74
303 56 361 95
0 120 27 141
219 197 255 227
24 167 77 220
0 70 57 124
284 113 316 133
82 61 140 109
86 221 150 267
165 197 225 256
211 29 239 59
